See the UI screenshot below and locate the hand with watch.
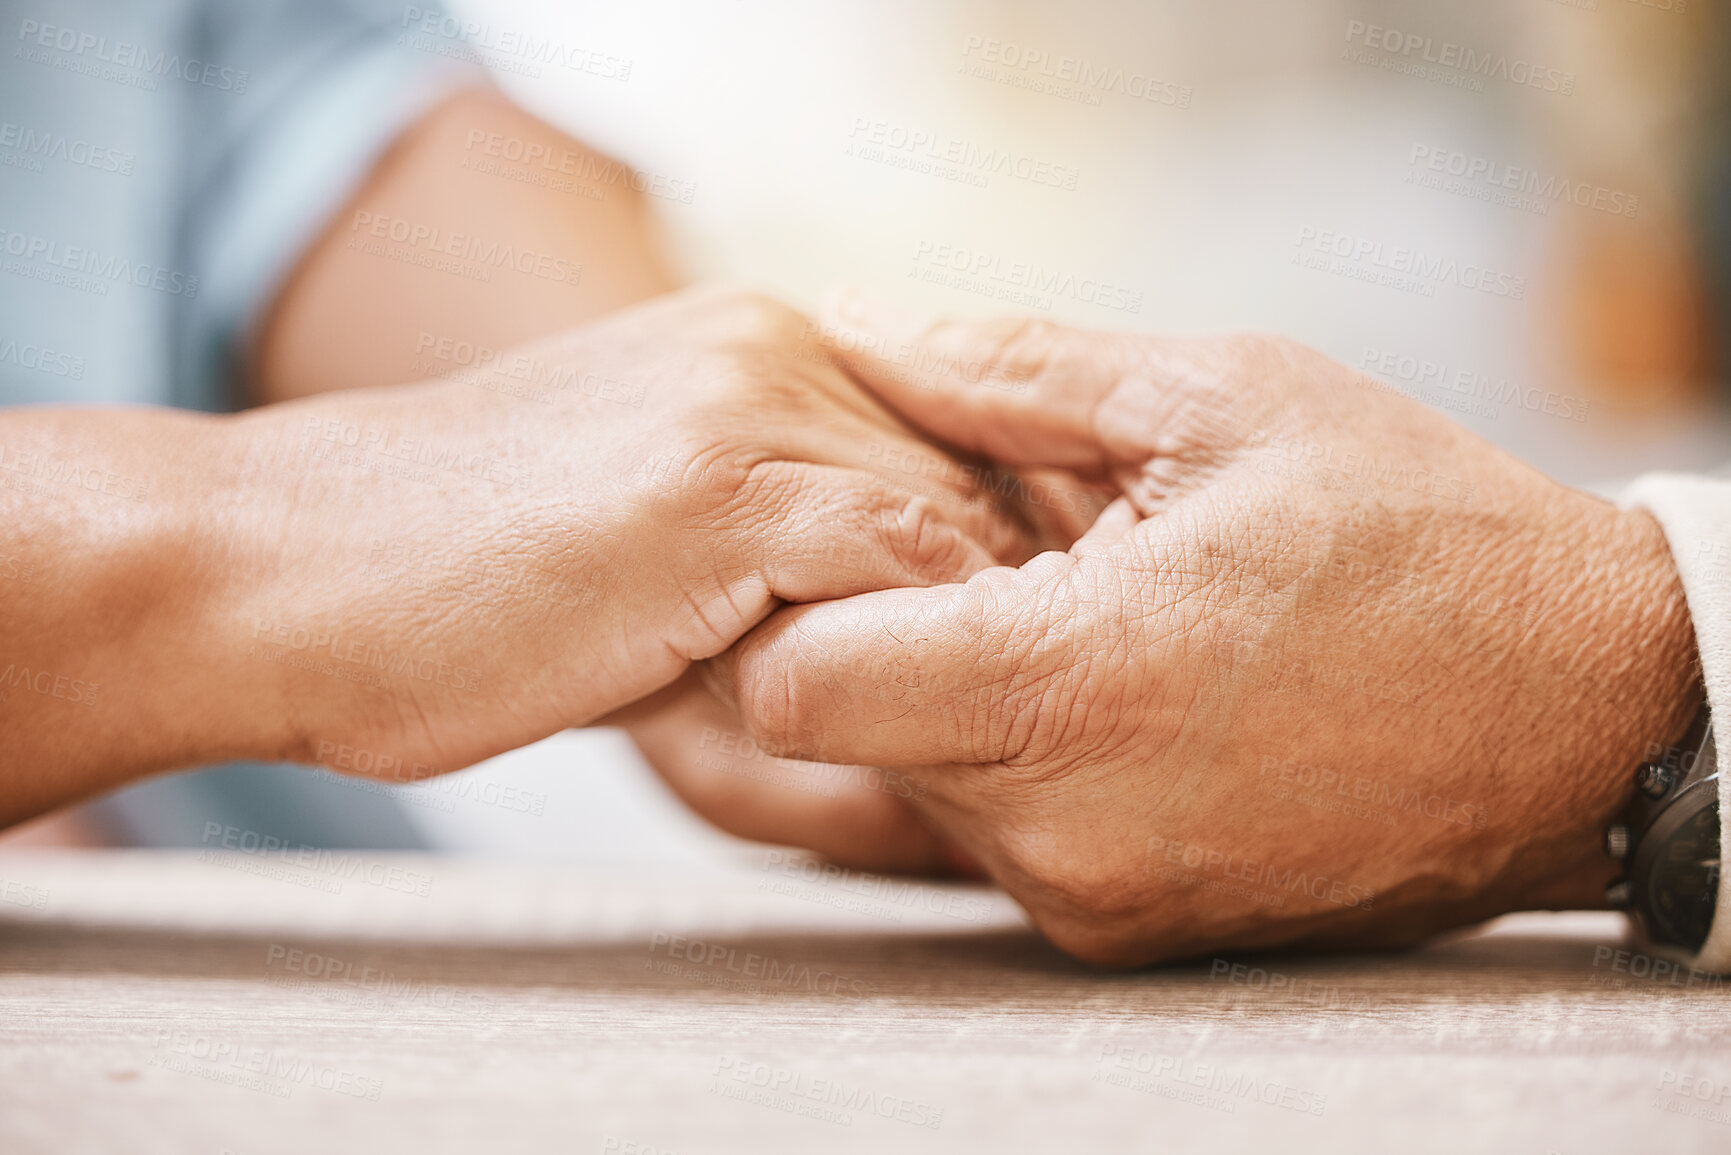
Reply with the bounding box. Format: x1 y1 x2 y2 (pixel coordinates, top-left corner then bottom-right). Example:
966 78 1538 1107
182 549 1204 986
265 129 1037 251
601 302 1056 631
718 305 1722 967
1607 704 1723 953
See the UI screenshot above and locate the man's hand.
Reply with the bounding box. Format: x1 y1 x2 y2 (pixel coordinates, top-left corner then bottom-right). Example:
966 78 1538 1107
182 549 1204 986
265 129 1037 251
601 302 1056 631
612 668 964 873
0 289 1028 826
721 300 1701 965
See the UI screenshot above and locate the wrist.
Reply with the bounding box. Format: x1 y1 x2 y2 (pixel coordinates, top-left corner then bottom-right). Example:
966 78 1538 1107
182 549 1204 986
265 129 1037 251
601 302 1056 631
1519 499 1700 908
0 409 282 823
99 412 291 775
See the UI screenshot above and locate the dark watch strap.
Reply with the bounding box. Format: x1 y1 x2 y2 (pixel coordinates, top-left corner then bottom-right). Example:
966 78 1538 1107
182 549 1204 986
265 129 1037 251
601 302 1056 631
1606 705 1722 952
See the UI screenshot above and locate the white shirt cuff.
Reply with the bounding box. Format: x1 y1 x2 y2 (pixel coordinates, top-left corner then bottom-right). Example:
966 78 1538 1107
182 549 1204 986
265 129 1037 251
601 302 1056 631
1622 472 1731 972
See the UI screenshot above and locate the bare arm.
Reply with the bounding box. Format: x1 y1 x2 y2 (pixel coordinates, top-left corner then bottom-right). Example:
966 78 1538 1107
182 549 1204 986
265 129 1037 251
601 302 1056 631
2 86 681 824
255 85 679 401
0 290 1023 829
0 94 1023 851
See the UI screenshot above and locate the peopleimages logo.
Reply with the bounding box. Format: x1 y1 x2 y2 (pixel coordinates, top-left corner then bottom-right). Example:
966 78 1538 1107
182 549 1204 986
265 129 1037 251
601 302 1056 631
300 413 535 490
1343 20 1574 96
710 1056 945 1130
696 725 927 801
250 616 483 695
1360 346 1590 423
909 240 1144 315
846 117 1081 191
461 130 695 204
0 337 84 379
0 661 99 707
957 35 1192 109
1407 145 1639 219
0 120 133 175
1259 754 1489 830
16 19 249 92
1293 226 1527 300
199 822 435 897
1145 834 1376 910
1094 1044 1327 1116
649 933 871 998
0 878 49 910
0 229 198 298
348 211 582 287
0 443 151 502
398 8 631 81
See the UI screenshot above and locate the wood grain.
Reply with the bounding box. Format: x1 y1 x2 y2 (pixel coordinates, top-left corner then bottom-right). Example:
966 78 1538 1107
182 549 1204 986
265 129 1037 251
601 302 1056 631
0 850 1728 1154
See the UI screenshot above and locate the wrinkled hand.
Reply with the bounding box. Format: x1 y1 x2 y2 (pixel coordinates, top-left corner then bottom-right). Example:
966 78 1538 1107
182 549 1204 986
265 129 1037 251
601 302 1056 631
617 452 1099 875
720 301 1699 965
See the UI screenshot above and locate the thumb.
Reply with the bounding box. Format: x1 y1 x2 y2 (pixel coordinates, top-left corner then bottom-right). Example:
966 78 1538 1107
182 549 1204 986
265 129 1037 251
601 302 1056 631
818 289 1150 475
714 555 1069 768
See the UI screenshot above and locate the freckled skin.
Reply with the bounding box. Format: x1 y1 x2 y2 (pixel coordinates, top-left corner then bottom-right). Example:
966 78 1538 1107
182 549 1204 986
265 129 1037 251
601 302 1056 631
726 305 1699 967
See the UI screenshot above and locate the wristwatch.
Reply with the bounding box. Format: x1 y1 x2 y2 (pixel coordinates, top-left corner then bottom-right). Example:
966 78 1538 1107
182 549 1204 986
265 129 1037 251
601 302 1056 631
1605 705 1722 953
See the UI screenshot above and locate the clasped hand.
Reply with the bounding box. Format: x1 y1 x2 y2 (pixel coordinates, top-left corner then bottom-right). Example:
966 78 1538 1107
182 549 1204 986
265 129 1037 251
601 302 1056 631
710 296 1697 966
259 286 1693 968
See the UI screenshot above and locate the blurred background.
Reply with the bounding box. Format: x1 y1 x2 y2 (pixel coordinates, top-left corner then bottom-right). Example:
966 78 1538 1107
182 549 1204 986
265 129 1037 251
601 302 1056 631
8 0 1731 864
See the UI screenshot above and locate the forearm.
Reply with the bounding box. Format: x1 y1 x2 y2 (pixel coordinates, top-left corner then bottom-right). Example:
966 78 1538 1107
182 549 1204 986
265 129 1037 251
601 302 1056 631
0 91 685 818
0 406 270 823
254 86 678 403
0 291 1026 832
1 382 611 827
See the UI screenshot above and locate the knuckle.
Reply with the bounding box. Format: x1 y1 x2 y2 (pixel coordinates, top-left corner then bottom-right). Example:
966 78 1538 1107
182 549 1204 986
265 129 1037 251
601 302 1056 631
876 493 966 583
992 316 1063 360
968 317 1065 388
648 434 746 511
737 459 799 514
1121 342 1264 464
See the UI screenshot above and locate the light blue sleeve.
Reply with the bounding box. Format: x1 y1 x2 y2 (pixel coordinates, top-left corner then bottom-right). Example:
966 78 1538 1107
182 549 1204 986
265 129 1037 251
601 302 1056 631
174 0 483 411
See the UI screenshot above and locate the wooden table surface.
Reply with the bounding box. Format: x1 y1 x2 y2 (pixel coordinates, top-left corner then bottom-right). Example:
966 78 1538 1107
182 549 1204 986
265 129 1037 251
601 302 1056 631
1 849 1728 1154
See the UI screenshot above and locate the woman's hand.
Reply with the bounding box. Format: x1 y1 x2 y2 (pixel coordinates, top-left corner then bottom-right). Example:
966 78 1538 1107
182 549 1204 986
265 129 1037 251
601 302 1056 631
0 288 1026 824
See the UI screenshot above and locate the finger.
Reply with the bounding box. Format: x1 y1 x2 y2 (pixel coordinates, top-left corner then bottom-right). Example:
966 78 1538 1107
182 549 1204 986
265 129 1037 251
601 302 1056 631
746 461 1002 603
843 430 1098 560
747 387 1046 562
718 553 1074 767
842 438 1041 564
817 289 1148 472
618 670 954 873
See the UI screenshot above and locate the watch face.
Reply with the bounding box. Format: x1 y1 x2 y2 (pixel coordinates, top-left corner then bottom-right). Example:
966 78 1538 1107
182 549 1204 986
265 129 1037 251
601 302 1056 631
1643 797 1722 951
